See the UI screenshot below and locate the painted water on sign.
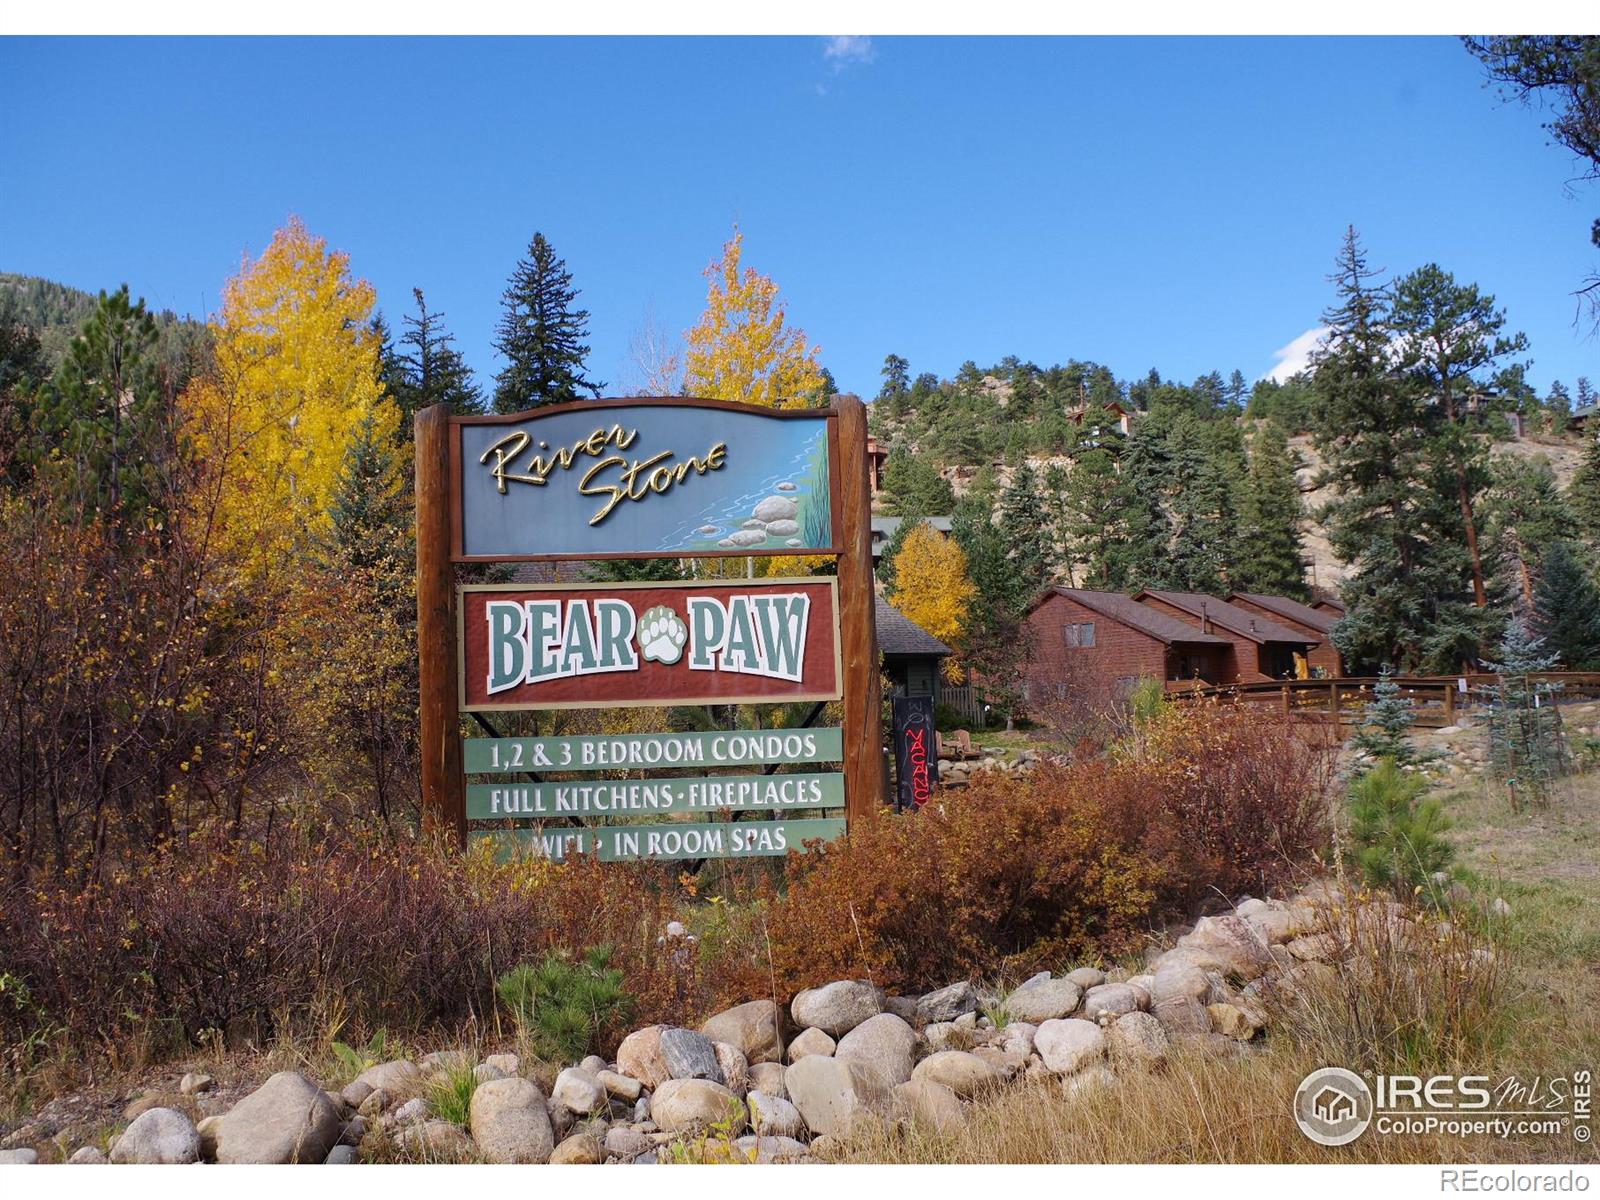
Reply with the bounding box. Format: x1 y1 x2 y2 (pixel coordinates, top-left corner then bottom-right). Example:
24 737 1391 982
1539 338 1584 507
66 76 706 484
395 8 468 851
670 424 831 554
470 817 846 862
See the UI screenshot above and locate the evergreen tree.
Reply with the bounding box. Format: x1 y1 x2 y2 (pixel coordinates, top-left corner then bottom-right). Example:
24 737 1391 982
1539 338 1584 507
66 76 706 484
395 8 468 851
1545 379 1572 431
877 353 910 419
1112 407 1177 590
1234 420 1309 597
1481 455 1578 606
1056 411 1139 589
950 494 1031 724
1347 759 1454 895
588 557 686 584
492 233 603 412
997 461 1057 586
0 297 48 487
1531 542 1600 670
875 515 923 594
326 409 414 611
34 285 172 526
1482 612 1569 809
1572 425 1600 548
878 444 954 517
393 288 483 421
1578 377 1597 410
1350 665 1421 771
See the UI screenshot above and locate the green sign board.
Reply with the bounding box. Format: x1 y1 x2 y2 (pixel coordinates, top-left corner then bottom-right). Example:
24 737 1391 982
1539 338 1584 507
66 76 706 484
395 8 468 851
463 727 843 774
467 772 843 819
469 818 846 862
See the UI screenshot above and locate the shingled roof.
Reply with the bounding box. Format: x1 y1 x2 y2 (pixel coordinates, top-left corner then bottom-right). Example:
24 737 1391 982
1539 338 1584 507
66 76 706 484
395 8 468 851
1137 589 1317 645
1228 592 1339 636
875 595 951 657
1043 587 1230 647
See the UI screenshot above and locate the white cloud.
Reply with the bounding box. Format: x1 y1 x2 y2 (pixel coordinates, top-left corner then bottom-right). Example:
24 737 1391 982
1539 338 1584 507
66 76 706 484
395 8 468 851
823 36 876 71
1261 326 1329 383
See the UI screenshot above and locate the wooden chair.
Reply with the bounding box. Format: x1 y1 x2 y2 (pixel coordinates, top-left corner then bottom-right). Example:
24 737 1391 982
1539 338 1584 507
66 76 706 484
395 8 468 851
951 729 984 760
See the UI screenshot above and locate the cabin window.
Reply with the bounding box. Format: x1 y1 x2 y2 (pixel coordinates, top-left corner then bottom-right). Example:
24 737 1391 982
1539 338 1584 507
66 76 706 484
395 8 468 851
1062 622 1096 648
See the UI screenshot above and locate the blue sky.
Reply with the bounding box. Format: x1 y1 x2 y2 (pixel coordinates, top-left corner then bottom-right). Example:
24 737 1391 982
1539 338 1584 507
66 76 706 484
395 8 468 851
2 35 1597 396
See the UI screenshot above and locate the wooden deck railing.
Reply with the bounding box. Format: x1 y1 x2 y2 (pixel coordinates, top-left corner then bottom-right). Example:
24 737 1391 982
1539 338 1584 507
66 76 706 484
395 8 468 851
1167 672 1600 728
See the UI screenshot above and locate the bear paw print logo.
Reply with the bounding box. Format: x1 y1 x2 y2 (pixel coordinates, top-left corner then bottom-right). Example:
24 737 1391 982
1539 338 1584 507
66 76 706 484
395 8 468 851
638 605 688 665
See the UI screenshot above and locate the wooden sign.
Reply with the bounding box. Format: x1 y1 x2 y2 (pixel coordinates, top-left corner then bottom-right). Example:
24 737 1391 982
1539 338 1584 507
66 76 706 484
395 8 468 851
452 400 838 561
415 396 883 847
466 772 844 819
458 578 842 711
464 727 845 772
470 818 847 862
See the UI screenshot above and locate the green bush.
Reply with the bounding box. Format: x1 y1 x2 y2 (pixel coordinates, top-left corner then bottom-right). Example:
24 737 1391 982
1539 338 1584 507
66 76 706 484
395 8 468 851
495 945 634 1064
425 1056 479 1125
1347 757 1454 896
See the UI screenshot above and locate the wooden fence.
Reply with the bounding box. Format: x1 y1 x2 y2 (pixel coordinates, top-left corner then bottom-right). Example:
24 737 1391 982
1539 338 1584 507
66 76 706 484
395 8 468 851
1168 672 1600 729
939 684 990 727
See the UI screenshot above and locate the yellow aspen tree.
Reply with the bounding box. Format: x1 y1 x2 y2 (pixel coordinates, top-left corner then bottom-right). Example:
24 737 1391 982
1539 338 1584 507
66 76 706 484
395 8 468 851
682 229 827 409
184 217 397 574
888 522 977 681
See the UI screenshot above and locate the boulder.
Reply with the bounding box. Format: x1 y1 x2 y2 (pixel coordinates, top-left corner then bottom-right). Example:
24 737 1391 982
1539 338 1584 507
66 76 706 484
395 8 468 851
1244 908 1297 944
215 1072 341 1164
397 1120 473 1159
835 1012 917 1088
552 1067 607 1114
1065 967 1107 990
597 1070 642 1102
68 1146 107 1164
747 1090 806 1138
659 1027 724 1083
0 1149 39 1164
733 1134 812 1163
1082 982 1145 1019
700 1000 784 1065
340 1080 374 1110
713 1042 749 1094
1152 995 1212 1039
122 1093 183 1122
1062 1065 1119 1100
1108 1012 1170 1066
1004 976 1082 1024
747 1061 787 1098
753 495 799 523
999 1022 1037 1059
325 1144 359 1164
580 1054 608 1074
179 1072 215 1096
650 1079 745 1134
111 1107 201 1164
473 1063 507 1084
892 1078 966 1135
550 1133 604 1164
884 994 920 1023
1286 934 1339 963
357 1089 389 1117
195 1114 222 1160
420 1050 472 1074
1181 915 1273 982
787 1026 836 1062
785 1055 887 1139
910 1050 1004 1099
484 1053 521 1076
604 1125 652 1159
1149 963 1210 1005
616 1026 671 1088
354 1059 422 1095
791 980 881 1036
1207 1002 1262 1041
1033 1019 1106 1074
393 1097 428 1124
917 981 979 1023
468 1077 554 1164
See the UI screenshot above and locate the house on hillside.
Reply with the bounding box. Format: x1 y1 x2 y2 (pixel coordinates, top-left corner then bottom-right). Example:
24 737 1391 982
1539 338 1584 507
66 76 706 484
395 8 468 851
1023 587 1234 697
1572 402 1596 432
1067 400 1134 437
871 516 954 563
1134 589 1318 682
877 595 951 705
1227 592 1345 677
865 435 890 496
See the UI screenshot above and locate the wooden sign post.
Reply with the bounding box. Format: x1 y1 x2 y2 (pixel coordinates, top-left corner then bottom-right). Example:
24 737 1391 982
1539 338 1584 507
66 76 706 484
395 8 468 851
415 396 881 853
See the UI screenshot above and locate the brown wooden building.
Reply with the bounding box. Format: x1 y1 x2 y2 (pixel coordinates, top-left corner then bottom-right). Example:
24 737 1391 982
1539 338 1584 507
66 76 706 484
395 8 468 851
1134 590 1318 682
1023 587 1234 697
1227 592 1344 677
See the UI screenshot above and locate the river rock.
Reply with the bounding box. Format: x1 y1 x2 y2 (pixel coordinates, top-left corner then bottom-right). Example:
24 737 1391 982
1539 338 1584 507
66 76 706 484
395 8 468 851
747 1090 806 1138
764 519 800 538
68 1146 107 1164
835 1012 917 1088
393 1097 428 1124
1152 995 1212 1039
354 1060 422 1095
1150 963 1211 1004
1181 915 1273 982
733 1134 811 1163
891 1079 966 1135
753 496 799 523
550 1133 604 1164
179 1072 215 1096
784 1054 888 1138
1004 976 1082 1023
1066 967 1107 989
469 1077 554 1164
1109 1012 1170 1066
917 981 979 1023
1082 982 1145 1019
340 1080 374 1109
787 1026 836 1062
1033 1019 1106 1074
397 1120 472 1159
700 999 783 1064
1207 1002 1263 1040
604 1126 651 1158
485 1053 521 1076
791 980 881 1036
325 1144 358 1164
0 1149 39 1164
650 1079 745 1134
597 1070 642 1102
473 1063 506 1083
552 1067 607 1114
616 1026 671 1088
660 1027 724 1083
215 1072 341 1164
111 1107 200 1164
748 1061 787 1098
728 529 767 547
910 1050 1004 1098
713 1041 749 1093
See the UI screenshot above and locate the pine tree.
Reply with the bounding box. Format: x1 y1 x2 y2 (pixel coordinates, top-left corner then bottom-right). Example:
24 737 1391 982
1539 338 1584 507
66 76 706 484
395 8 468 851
1545 379 1572 431
1482 455 1578 606
1056 413 1138 589
1572 425 1600 548
1235 420 1309 597
1347 758 1454 894
1531 542 1600 670
997 461 1057 586
1350 666 1421 770
492 233 603 412
878 353 910 419
1483 613 1569 808
878 444 954 518
394 288 483 421
34 285 171 527
0 296 48 487
875 515 922 594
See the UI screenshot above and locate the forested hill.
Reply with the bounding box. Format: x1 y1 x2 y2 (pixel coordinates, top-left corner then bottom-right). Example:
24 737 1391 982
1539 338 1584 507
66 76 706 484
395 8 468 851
0 272 207 372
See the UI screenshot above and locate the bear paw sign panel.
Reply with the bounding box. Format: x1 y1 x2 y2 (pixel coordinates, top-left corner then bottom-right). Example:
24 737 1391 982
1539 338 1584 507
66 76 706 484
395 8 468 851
458 579 842 711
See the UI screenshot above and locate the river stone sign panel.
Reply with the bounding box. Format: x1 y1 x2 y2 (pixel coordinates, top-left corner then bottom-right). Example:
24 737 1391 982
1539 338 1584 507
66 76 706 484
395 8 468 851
452 401 837 561
458 578 842 711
